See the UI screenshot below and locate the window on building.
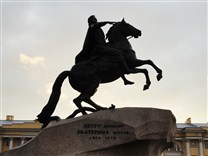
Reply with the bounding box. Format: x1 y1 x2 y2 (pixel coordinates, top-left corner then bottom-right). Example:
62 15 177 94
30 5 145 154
205 141 208 149
175 143 181 151
6 140 9 147
5 139 9 147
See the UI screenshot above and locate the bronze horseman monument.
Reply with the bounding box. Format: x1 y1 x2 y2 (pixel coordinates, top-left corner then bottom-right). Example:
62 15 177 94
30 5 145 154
1 16 176 156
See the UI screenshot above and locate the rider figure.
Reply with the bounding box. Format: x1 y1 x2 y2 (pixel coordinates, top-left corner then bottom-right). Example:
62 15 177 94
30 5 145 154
75 15 134 85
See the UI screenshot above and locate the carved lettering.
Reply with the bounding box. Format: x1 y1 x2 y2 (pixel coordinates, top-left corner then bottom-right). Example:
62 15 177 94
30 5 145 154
77 129 109 134
83 124 101 128
77 123 131 141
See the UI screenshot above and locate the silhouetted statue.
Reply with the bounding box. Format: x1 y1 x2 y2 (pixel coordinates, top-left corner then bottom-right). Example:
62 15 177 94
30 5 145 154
37 17 163 129
76 15 134 85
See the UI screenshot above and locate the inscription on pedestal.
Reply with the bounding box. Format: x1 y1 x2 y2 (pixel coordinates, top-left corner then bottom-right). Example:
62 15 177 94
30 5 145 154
76 122 133 141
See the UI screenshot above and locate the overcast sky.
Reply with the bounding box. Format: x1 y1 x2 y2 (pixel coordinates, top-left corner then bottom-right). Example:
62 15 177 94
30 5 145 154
1 1 207 123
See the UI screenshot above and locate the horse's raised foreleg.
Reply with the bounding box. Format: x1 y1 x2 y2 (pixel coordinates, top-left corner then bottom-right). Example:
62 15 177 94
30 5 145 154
134 59 162 81
133 68 151 91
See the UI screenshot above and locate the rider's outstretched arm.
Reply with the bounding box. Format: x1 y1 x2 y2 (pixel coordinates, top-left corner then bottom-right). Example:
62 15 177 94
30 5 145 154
92 21 116 28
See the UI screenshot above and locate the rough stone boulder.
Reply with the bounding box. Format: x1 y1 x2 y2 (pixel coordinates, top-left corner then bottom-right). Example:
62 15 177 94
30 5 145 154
1 107 176 156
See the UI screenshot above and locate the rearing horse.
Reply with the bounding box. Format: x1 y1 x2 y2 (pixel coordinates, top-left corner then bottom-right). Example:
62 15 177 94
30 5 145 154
106 19 162 89
37 19 162 128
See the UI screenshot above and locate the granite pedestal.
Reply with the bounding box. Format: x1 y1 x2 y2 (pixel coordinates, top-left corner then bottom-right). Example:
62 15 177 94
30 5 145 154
1 107 176 156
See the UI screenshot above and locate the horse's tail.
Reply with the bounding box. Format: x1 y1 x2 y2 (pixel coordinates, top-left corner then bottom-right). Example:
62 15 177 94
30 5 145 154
37 70 70 124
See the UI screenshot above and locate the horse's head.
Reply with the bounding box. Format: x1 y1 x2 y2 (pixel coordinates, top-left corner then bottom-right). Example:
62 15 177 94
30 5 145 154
120 18 142 38
107 19 141 42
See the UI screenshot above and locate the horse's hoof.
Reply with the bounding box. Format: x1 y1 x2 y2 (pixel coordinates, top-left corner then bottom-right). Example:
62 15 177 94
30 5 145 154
109 104 115 109
53 116 61 121
157 73 163 81
143 84 150 91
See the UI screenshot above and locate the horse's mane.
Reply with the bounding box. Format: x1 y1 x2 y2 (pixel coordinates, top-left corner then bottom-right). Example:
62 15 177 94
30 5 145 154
106 22 119 43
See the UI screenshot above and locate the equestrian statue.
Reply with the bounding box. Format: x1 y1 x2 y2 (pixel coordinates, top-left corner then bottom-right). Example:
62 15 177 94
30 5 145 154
37 15 163 129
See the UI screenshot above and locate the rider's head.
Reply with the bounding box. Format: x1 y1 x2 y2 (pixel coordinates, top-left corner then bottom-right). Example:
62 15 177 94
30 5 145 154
88 15 97 25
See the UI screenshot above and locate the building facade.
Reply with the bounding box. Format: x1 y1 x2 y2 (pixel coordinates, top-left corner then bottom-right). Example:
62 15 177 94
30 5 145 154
0 116 207 156
163 118 208 156
0 115 41 153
